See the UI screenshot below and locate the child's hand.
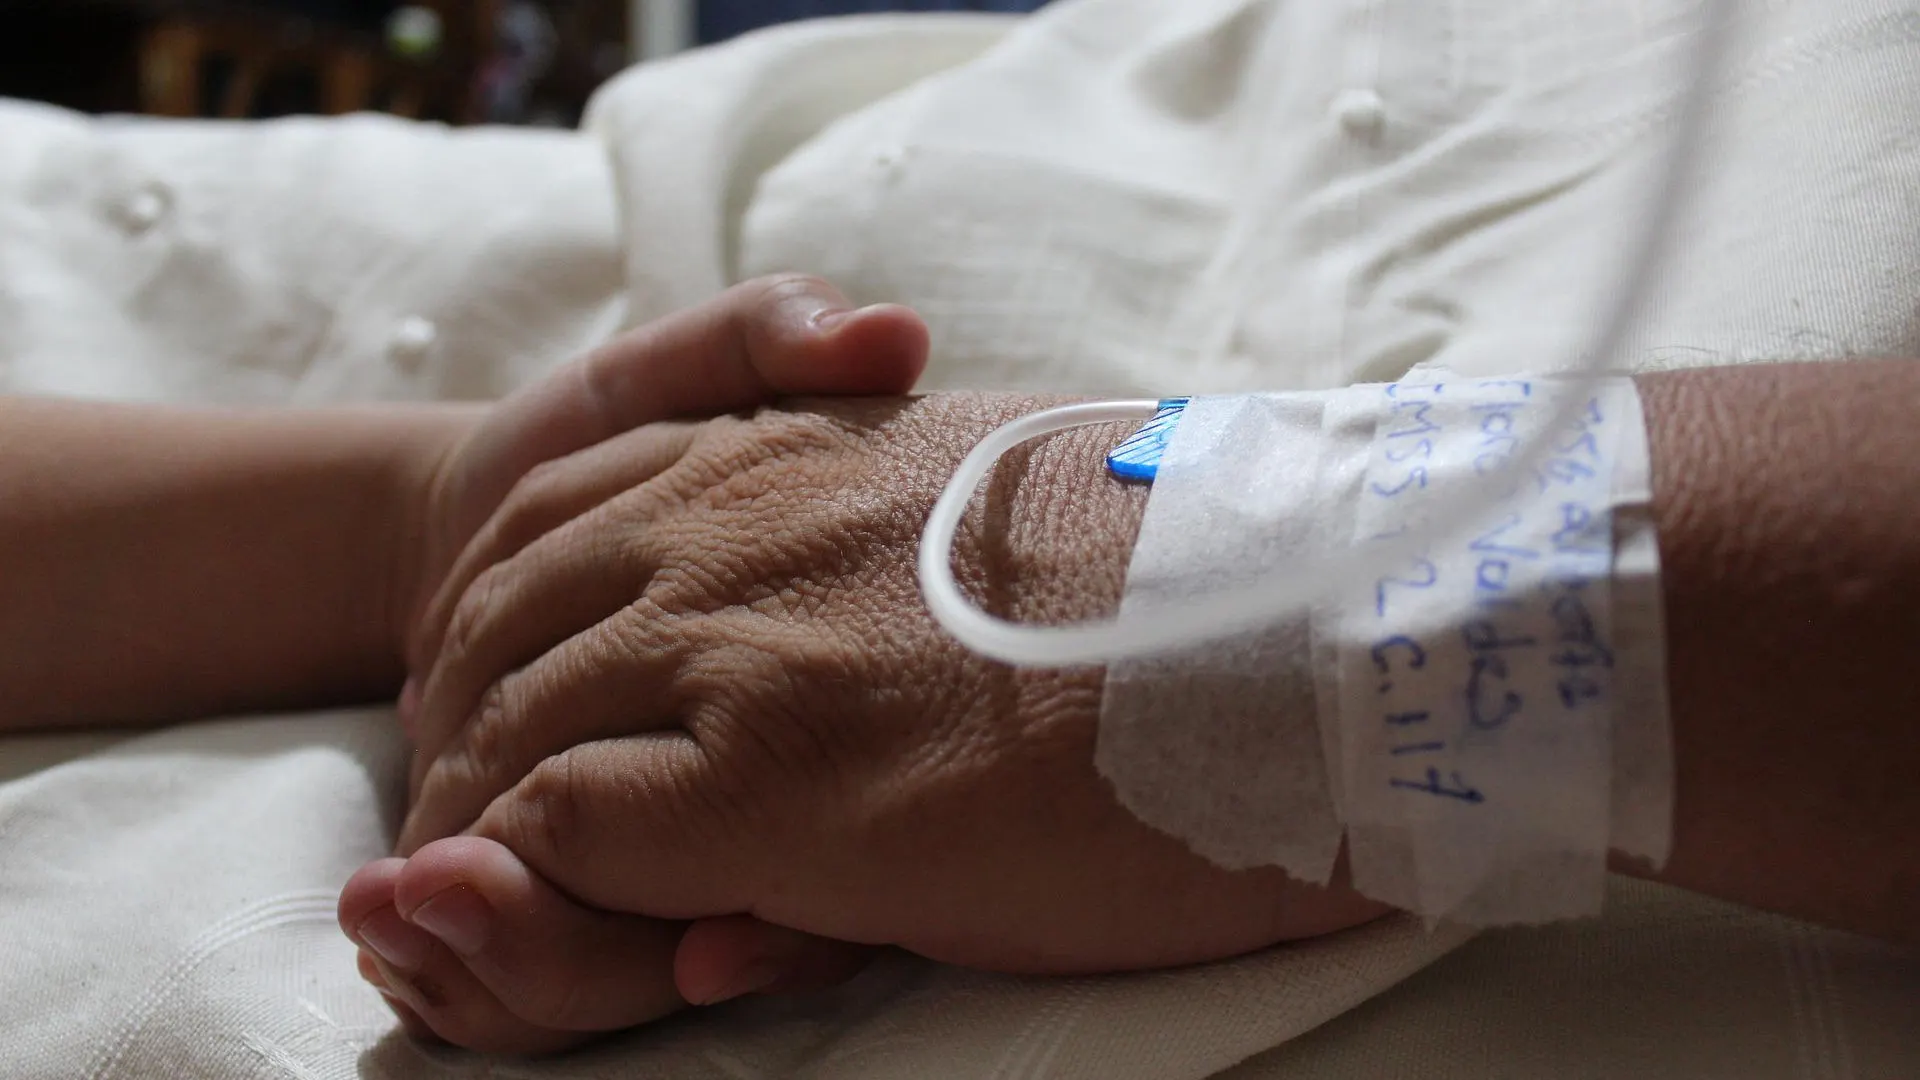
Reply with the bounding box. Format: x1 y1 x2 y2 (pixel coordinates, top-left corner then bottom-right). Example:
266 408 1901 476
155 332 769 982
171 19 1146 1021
341 837 876 1055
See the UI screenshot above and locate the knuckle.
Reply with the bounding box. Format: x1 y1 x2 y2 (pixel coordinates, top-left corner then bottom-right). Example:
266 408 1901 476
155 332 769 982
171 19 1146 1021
680 648 825 819
508 749 595 871
458 682 519 783
440 564 505 669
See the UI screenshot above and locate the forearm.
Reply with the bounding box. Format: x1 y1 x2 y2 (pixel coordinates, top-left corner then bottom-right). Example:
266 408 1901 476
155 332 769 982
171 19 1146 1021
1028 364 1920 943
0 397 476 731
1618 360 1920 943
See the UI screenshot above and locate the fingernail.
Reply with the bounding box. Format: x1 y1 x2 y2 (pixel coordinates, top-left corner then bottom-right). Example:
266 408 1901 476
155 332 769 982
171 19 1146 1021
777 281 856 332
691 960 785 1006
356 907 432 972
812 302 894 333
406 886 492 958
808 306 854 331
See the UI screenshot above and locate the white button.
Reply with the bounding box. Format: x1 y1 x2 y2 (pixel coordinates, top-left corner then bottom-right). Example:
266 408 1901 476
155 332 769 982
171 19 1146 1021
1332 88 1385 137
388 316 439 365
874 146 906 171
119 185 170 232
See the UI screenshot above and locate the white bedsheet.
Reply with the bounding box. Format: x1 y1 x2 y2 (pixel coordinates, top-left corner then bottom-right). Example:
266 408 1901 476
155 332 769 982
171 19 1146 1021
2 1 1917 1077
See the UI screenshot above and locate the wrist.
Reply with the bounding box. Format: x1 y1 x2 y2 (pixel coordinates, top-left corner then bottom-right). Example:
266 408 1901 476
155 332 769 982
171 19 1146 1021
379 405 489 669
1619 362 1920 943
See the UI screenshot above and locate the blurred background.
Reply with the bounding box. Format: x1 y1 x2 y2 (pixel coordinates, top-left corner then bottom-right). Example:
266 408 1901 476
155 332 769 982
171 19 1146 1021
0 0 1048 128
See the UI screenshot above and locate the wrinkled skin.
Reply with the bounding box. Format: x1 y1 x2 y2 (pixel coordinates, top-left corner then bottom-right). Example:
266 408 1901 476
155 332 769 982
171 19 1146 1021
343 274 935 1053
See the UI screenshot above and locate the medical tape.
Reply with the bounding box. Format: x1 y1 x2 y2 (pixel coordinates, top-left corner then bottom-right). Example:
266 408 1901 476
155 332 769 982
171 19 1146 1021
1097 375 1670 925
1095 391 1349 881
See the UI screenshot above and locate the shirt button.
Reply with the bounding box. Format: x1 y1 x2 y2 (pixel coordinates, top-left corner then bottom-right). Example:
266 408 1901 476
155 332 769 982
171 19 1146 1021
388 316 439 366
118 184 171 233
1332 88 1385 138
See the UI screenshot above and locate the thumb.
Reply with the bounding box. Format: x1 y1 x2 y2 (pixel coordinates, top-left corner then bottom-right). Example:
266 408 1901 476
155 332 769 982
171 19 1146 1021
475 274 926 503
586 273 930 420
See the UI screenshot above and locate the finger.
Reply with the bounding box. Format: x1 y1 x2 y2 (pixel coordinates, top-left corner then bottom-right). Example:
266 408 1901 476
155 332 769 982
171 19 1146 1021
362 932 589 1056
395 837 689 1032
412 275 927 664
401 607 682 854
405 491 672 802
579 275 927 428
415 419 700 677
405 423 695 799
675 915 878 1006
471 736 772 921
342 860 588 1055
339 856 410 947
408 421 700 697
343 868 442 1043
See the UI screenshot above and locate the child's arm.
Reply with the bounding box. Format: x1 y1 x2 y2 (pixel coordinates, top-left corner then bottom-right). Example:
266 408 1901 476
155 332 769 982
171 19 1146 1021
0 276 929 733
0 398 476 730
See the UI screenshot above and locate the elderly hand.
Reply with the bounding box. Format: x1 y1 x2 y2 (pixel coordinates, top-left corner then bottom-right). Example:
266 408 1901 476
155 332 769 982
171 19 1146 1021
375 393 1384 1050
392 275 928 678
342 276 931 1053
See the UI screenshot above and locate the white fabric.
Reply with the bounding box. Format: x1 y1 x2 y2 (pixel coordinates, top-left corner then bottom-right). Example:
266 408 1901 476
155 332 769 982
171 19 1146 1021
2 0 1918 1076
0 104 629 405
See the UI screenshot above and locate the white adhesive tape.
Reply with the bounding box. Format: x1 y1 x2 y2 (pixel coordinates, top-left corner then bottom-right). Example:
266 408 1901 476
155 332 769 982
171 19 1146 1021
1098 374 1670 926
1095 392 1348 881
